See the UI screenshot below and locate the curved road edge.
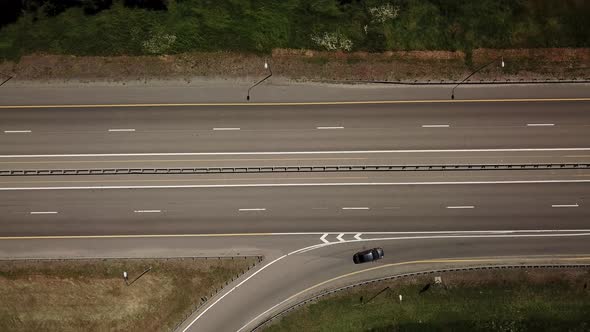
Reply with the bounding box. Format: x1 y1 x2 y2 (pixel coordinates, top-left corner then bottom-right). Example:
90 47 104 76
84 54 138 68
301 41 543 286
177 232 590 332
248 256 590 331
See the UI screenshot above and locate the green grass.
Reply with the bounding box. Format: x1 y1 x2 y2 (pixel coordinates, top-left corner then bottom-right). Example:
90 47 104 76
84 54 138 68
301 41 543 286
0 0 589 60
0 257 258 332
265 269 590 332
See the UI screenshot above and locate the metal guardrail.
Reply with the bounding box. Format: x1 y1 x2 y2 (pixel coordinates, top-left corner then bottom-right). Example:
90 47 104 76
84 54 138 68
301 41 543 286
333 78 590 85
251 264 590 331
1 163 589 176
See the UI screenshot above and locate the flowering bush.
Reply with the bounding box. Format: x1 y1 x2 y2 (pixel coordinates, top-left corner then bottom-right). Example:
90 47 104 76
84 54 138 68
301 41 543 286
311 32 353 51
142 32 177 54
369 3 400 23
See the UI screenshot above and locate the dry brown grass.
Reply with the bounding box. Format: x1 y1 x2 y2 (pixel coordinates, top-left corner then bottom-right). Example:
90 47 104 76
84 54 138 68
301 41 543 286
0 48 588 83
0 257 258 332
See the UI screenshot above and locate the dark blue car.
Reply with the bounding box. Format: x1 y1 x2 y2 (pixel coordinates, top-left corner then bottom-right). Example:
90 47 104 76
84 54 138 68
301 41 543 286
353 248 384 264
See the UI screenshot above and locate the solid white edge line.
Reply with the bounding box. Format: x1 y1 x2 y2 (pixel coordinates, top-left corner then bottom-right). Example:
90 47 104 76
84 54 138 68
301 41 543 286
236 231 590 332
213 128 241 131
108 128 136 132
4 130 32 133
180 253 288 332
29 211 58 214
238 208 266 211
181 238 334 332
2 179 590 191
551 204 579 208
526 123 555 127
3 147 590 158
446 206 475 209
421 124 450 128
133 210 161 213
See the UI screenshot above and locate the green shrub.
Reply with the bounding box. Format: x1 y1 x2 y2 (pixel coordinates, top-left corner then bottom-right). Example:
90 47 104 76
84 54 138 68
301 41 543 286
0 0 588 60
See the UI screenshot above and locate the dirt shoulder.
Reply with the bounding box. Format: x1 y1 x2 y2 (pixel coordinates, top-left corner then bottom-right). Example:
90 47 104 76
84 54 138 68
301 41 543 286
264 267 590 332
1 48 588 84
0 257 259 332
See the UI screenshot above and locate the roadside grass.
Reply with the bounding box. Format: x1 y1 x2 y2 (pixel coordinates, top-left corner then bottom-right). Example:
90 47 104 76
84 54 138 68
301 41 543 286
265 268 590 332
0 257 258 332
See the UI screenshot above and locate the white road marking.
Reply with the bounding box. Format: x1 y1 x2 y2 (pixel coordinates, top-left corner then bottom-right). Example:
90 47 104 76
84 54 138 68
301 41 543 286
342 207 370 210
4 130 32 133
181 239 337 332
354 233 362 240
316 126 344 130
320 234 329 244
238 208 266 212
2 179 590 191
527 123 555 127
108 128 135 132
551 204 579 208
421 124 450 128
29 211 58 215
213 127 240 131
446 205 475 209
3 147 590 158
133 210 161 213
336 233 345 242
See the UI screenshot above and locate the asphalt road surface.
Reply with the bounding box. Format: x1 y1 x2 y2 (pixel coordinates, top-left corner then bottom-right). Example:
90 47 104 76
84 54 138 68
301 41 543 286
0 180 589 237
1 100 590 154
0 87 589 331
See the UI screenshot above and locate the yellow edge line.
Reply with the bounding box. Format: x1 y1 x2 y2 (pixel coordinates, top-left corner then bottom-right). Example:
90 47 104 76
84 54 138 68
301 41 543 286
0 233 281 240
1 98 589 108
278 255 590 310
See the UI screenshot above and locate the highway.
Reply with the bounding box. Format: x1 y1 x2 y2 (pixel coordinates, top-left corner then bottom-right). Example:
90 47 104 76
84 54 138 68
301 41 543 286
0 179 589 236
0 85 589 331
1 100 590 154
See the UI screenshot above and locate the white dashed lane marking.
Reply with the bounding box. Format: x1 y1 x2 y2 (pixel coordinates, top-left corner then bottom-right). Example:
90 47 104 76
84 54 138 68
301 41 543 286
108 128 136 132
4 130 31 133
316 126 344 130
551 204 579 208
527 123 555 127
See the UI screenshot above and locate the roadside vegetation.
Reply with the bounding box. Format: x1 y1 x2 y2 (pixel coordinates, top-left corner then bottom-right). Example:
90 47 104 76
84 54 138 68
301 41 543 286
265 268 590 332
0 257 258 332
1 0 589 60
